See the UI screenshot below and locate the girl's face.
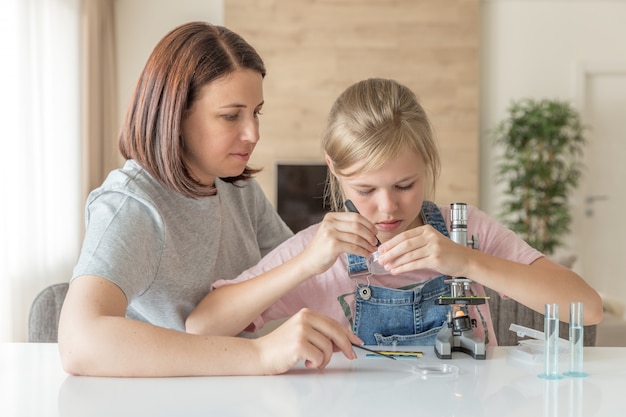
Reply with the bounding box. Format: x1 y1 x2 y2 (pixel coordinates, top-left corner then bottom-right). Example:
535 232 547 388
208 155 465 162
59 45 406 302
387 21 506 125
332 150 426 243
181 69 264 187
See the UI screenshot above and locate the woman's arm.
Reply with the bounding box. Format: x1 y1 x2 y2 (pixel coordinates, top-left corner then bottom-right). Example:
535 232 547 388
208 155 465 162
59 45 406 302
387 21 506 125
58 275 359 377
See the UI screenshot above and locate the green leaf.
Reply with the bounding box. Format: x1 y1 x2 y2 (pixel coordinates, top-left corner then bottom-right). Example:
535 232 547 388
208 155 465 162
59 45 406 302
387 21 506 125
490 98 587 255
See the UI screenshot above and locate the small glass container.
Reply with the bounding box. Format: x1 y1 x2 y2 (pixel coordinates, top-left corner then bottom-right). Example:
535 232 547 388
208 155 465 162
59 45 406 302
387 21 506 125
365 251 387 275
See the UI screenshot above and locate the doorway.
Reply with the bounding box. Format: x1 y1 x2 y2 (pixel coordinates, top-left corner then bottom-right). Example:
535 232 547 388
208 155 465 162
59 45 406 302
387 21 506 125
572 63 626 308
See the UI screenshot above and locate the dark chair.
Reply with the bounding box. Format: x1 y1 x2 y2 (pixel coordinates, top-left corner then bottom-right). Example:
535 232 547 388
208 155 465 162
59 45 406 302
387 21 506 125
28 282 69 342
484 286 597 346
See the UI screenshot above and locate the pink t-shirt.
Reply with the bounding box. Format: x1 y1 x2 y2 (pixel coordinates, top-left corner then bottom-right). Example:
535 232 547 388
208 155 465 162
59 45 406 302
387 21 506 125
213 204 543 346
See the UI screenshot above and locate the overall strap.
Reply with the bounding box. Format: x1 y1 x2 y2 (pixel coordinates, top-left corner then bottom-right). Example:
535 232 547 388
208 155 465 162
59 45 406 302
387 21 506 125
421 201 449 238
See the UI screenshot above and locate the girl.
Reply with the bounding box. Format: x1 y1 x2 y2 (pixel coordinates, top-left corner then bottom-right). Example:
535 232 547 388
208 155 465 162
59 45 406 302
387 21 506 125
187 78 603 348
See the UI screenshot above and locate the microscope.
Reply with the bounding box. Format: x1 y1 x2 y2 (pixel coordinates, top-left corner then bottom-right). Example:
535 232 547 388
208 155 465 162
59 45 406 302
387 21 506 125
434 203 488 360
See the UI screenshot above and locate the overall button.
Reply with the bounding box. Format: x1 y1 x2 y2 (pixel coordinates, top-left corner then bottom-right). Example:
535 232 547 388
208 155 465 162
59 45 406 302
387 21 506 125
359 286 371 301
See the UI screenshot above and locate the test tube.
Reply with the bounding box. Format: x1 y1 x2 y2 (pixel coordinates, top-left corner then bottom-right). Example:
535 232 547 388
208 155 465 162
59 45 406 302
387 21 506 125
539 303 564 379
564 302 588 377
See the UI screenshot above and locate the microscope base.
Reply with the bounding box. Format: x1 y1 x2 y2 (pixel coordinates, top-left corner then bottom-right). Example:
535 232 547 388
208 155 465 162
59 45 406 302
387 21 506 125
434 327 486 360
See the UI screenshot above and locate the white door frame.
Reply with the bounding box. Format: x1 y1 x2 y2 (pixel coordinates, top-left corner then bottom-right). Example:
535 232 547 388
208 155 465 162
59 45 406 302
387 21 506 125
570 61 626 296
573 61 626 110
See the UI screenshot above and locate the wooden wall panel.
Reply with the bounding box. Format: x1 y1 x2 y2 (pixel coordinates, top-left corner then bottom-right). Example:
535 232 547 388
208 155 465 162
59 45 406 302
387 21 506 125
225 0 480 209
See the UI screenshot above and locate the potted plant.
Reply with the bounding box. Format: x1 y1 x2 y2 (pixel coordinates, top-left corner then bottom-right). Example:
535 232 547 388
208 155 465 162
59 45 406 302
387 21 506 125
486 98 593 346
491 98 587 258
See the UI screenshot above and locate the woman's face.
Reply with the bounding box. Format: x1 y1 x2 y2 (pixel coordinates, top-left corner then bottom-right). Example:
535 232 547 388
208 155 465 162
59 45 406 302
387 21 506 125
181 68 264 186
333 150 426 243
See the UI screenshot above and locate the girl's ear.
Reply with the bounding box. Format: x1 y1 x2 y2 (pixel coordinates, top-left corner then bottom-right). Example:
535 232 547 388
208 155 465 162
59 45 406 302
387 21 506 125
324 154 336 175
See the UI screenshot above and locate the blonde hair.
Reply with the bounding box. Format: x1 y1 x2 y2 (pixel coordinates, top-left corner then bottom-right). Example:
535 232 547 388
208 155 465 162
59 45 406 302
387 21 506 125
322 78 441 211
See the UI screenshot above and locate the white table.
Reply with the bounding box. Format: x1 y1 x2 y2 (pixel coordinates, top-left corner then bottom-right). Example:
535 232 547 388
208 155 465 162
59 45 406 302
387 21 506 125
1 343 624 416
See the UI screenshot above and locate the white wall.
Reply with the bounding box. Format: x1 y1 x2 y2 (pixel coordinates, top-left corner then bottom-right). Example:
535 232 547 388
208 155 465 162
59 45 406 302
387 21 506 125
114 0 626 214
480 0 626 215
481 0 626 302
114 0 223 128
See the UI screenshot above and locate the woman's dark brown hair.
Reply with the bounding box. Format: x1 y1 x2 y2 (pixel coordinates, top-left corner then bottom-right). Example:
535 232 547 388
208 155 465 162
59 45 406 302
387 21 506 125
119 22 265 198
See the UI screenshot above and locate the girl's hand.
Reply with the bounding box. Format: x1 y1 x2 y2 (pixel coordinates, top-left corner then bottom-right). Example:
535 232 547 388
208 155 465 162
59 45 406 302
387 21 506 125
376 224 473 277
297 212 379 276
253 308 362 375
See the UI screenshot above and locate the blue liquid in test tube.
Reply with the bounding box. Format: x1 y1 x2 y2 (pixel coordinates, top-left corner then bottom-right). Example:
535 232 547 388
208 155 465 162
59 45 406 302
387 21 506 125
539 303 564 380
564 302 588 378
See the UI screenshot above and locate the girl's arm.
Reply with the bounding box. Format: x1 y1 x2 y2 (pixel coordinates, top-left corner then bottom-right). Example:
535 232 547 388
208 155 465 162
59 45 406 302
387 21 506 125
377 225 603 325
186 251 323 336
186 212 380 336
58 275 360 377
468 254 602 325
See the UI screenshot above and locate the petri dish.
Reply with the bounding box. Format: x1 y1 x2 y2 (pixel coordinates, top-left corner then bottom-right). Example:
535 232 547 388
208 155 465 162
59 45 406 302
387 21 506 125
412 363 459 379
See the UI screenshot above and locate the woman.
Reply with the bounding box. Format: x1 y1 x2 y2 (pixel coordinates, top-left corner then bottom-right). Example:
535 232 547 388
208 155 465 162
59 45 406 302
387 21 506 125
58 22 361 377
187 78 603 348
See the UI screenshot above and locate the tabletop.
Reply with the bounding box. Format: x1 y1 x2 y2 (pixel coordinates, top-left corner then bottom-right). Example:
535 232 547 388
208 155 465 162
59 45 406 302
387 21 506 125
1 343 624 416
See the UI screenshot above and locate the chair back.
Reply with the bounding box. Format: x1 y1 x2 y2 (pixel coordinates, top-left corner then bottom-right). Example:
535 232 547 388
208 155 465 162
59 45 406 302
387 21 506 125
28 283 69 343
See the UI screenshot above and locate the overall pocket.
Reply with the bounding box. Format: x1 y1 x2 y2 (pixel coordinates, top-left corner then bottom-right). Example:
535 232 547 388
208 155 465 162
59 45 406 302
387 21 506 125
374 325 444 347
352 278 449 345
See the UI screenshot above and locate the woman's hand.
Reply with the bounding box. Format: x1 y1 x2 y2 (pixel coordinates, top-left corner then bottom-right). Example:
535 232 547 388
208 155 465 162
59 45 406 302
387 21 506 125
253 308 362 375
376 224 473 277
297 212 379 276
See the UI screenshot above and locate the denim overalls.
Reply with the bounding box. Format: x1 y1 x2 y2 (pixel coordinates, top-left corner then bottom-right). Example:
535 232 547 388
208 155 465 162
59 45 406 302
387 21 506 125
346 201 450 346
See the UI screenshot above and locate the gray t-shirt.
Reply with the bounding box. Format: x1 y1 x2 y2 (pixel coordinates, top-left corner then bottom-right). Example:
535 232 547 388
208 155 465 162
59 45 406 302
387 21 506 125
72 160 293 331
